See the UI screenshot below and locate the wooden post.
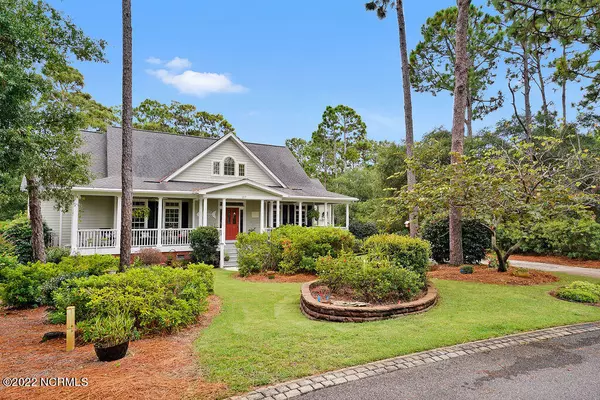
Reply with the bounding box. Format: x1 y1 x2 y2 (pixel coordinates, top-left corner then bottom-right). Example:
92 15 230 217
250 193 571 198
66 306 75 352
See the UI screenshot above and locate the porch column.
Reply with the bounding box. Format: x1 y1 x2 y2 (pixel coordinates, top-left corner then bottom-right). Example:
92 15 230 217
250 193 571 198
192 199 196 229
346 203 350 229
157 197 163 248
202 197 208 227
330 204 335 227
276 200 280 227
70 196 79 254
197 197 202 227
298 201 303 227
221 199 226 243
260 199 265 233
324 203 329 227
116 196 122 250
58 210 63 247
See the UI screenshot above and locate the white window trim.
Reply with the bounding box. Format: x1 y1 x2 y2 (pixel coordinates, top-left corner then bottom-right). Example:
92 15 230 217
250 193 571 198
223 156 236 177
164 200 182 229
238 162 246 177
132 199 149 229
212 160 221 176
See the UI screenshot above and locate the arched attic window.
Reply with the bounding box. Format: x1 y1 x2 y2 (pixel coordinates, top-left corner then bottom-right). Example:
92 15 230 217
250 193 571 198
223 157 235 176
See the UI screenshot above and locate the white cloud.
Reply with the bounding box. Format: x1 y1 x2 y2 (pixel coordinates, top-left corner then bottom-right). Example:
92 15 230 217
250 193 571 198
147 69 247 97
164 57 192 70
145 56 162 64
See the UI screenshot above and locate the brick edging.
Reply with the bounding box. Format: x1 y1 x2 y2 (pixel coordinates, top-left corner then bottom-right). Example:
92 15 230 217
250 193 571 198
230 321 600 400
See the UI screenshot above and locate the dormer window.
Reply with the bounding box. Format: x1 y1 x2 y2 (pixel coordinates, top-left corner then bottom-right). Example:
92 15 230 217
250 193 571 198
224 157 235 176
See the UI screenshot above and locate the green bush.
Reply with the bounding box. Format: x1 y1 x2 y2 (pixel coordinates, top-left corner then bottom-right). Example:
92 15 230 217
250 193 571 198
80 312 138 347
45 247 71 263
0 255 117 307
0 253 19 283
317 254 424 303
52 264 214 334
190 227 220 266
556 281 600 304
363 234 431 282
0 214 51 264
236 226 355 276
422 219 491 265
498 218 600 260
0 235 16 256
349 221 378 239
460 265 474 274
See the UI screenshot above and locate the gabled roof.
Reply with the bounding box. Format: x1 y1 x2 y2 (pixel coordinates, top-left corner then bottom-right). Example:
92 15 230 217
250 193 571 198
77 127 356 200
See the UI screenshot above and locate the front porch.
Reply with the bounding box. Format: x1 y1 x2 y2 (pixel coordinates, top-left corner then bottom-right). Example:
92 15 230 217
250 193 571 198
69 192 351 262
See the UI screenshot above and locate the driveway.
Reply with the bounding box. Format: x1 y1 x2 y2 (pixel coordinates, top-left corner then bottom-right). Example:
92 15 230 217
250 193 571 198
510 260 600 279
300 329 600 400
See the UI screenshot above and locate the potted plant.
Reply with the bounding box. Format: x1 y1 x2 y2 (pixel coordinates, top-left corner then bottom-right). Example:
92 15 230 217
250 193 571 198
82 313 136 362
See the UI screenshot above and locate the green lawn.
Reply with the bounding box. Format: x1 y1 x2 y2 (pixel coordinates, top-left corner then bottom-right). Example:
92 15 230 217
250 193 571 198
195 271 600 394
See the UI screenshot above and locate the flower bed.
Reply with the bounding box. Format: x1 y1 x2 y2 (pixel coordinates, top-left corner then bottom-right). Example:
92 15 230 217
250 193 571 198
300 281 438 322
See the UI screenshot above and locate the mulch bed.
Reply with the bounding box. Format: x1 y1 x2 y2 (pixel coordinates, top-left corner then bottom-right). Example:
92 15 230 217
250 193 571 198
510 254 600 269
428 265 559 286
309 284 427 307
0 296 228 400
235 272 317 283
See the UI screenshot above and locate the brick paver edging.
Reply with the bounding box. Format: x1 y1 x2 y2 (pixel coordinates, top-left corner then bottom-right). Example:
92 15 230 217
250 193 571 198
230 321 600 400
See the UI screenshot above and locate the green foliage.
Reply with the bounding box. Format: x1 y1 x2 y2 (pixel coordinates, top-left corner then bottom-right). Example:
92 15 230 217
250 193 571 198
45 246 71 263
556 281 600 304
80 312 137 347
423 218 491 264
498 217 600 260
363 234 431 282
0 255 116 307
0 253 19 284
52 265 214 334
190 227 220 266
236 226 355 276
349 221 378 239
131 99 235 137
316 254 424 303
135 248 165 265
0 235 16 256
0 214 51 263
460 266 474 274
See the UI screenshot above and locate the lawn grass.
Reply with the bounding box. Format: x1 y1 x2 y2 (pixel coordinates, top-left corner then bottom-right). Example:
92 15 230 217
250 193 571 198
195 271 600 394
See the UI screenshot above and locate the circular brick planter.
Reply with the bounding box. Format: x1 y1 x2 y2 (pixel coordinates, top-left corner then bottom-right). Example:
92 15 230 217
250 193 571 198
300 281 438 322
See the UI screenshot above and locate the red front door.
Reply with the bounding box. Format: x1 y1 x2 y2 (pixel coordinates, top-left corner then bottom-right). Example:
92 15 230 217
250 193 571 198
225 207 240 240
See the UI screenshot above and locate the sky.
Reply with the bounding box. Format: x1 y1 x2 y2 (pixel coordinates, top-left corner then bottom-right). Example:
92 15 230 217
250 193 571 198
49 0 576 146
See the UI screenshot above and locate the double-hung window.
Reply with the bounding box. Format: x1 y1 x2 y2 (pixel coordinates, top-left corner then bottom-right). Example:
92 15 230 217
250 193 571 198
164 201 181 229
238 163 245 177
223 157 235 176
132 200 147 229
212 161 221 175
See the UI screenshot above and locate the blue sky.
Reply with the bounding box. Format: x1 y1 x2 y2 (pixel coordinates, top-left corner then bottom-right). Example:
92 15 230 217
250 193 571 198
51 0 573 145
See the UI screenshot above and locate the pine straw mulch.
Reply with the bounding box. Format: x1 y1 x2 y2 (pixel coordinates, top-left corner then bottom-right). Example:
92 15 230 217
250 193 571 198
428 265 559 286
234 272 317 283
0 296 229 400
509 254 600 269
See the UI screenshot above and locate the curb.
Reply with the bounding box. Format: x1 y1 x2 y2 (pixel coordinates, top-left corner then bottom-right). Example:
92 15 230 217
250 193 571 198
230 321 600 400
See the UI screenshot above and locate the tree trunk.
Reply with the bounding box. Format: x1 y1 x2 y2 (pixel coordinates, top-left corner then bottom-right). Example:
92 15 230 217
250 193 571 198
396 0 418 238
120 0 133 271
492 234 521 273
26 176 46 263
448 0 470 266
534 52 548 118
561 44 567 125
522 39 532 141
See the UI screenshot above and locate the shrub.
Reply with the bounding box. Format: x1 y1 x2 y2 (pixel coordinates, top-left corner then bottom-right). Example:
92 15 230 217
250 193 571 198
0 214 51 264
52 264 214 334
423 218 491 265
0 253 19 283
460 265 474 274
190 227 220 266
80 312 138 347
349 221 378 239
557 288 600 303
363 234 431 282
511 267 530 278
236 231 278 277
45 247 71 263
317 254 424 303
0 255 117 307
0 235 16 256
135 248 165 265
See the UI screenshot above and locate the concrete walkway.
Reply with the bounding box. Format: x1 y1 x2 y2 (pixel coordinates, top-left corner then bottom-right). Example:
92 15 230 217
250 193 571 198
509 259 600 279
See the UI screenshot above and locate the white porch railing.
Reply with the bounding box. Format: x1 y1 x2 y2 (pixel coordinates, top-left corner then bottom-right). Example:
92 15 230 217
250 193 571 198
77 229 117 248
132 229 159 247
161 228 193 246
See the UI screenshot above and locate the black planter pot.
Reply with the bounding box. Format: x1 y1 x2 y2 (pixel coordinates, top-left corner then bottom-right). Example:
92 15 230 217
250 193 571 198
94 341 129 362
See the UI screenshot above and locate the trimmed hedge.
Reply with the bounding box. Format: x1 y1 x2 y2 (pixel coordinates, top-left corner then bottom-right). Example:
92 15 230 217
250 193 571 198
190 227 220 266
423 218 491 264
349 221 378 239
51 264 214 334
363 234 431 283
316 254 424 303
236 226 355 276
556 281 600 304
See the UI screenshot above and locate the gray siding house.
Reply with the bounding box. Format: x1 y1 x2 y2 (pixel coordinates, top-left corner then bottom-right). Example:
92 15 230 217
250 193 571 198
41 127 356 264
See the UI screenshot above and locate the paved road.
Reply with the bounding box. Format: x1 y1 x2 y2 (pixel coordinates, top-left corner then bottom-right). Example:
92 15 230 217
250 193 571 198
510 260 600 279
301 329 600 400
